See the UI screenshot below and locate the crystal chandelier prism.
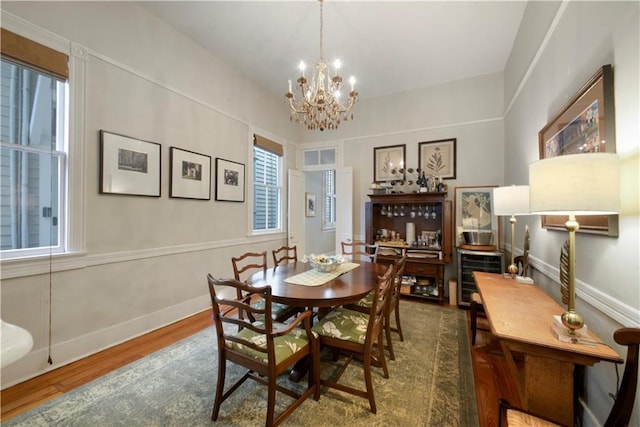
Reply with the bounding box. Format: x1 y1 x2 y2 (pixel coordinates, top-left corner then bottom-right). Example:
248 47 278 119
285 0 358 131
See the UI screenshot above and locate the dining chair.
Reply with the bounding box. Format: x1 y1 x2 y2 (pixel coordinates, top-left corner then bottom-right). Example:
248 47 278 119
206 275 320 426
232 251 300 322
272 245 298 267
346 256 407 360
384 255 407 360
341 241 379 263
312 264 394 413
498 327 640 427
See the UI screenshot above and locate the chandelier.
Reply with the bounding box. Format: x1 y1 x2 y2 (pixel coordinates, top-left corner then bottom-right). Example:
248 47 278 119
285 0 358 131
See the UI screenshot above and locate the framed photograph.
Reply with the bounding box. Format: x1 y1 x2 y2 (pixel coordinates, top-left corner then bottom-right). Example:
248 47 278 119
305 192 316 217
538 64 618 236
454 185 499 246
215 158 245 202
419 138 456 179
373 144 406 182
169 147 211 200
99 130 161 197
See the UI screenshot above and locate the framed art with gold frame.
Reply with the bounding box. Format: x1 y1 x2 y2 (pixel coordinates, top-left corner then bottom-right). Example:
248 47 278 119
538 64 618 236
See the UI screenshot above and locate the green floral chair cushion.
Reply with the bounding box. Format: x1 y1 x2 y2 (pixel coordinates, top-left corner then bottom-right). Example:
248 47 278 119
354 292 374 308
226 321 313 364
312 307 369 344
250 300 296 320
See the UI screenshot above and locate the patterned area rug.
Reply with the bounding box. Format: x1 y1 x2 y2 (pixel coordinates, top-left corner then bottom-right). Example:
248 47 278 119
4 301 478 426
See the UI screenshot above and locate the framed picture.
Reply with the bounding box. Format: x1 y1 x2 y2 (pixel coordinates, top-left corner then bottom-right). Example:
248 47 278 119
305 192 316 217
538 64 618 236
215 158 245 202
169 147 211 200
454 185 499 246
373 144 406 182
99 130 161 197
419 138 456 179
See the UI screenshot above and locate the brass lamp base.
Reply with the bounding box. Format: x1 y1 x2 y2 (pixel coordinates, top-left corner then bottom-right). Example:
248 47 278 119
561 309 584 333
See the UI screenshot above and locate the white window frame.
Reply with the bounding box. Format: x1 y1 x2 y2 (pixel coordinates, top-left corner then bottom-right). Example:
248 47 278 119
0 16 86 277
322 169 336 231
249 129 285 236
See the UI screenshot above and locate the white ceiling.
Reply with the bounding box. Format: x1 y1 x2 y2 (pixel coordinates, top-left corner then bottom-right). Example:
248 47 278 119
140 1 527 101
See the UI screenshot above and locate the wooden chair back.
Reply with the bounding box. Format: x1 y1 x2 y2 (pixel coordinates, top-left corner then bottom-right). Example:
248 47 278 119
272 245 298 267
231 251 267 283
385 255 408 358
604 327 640 427
206 275 319 425
341 241 379 263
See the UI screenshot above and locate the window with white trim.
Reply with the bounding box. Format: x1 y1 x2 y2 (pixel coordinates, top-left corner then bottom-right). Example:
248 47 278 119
323 169 336 229
0 30 69 257
252 135 282 232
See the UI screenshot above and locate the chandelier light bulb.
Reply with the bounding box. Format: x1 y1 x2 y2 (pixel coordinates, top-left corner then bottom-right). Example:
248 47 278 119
349 76 356 91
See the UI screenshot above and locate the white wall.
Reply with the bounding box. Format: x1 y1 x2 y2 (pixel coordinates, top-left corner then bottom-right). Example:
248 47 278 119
0 2 297 387
503 2 640 425
301 72 506 287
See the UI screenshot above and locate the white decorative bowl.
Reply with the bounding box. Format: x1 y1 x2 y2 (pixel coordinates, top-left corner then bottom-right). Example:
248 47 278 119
306 254 344 272
310 260 339 272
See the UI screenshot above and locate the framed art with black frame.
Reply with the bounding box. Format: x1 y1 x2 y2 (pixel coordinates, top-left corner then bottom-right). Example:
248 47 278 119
215 158 245 202
99 130 161 197
418 138 457 179
169 147 211 200
373 144 406 183
537 64 617 236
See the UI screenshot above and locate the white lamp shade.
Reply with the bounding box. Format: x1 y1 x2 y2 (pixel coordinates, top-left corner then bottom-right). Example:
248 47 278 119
529 153 620 215
493 185 530 216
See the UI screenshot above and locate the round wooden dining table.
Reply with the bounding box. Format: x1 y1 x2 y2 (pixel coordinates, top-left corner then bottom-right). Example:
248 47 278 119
248 260 388 381
248 261 387 308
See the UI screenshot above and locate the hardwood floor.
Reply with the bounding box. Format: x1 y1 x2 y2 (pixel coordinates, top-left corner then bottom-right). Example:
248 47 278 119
0 304 517 425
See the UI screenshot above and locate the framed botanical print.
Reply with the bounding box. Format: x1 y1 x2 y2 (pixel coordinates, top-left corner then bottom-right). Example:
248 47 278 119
373 144 406 182
418 138 456 179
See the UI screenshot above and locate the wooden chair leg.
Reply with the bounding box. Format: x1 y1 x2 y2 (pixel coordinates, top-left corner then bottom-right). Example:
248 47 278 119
364 351 377 414
470 300 479 346
211 357 226 421
385 315 396 361
394 301 404 341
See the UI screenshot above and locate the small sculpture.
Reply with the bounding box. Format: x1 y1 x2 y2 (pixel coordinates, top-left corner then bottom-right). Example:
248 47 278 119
522 225 530 277
559 239 570 305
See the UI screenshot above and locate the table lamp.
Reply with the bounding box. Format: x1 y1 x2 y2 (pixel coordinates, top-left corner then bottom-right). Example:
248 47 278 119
493 185 530 278
529 153 619 337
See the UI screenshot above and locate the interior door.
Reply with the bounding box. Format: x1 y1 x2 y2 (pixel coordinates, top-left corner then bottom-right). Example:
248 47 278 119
288 169 306 257
335 167 353 255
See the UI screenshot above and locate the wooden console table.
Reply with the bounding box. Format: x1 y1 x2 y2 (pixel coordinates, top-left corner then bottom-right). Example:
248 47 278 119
473 272 622 425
